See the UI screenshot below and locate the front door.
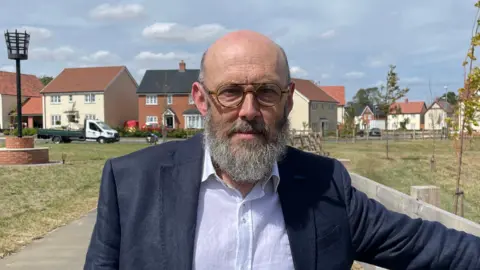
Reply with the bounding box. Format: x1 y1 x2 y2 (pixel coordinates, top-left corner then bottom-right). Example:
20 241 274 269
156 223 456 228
165 115 174 128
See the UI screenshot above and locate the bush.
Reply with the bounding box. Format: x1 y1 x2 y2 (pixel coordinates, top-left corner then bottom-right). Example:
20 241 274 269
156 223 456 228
5 128 37 136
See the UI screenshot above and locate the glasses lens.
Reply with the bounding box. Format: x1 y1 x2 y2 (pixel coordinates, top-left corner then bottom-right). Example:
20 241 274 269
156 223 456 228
217 85 244 107
256 84 282 106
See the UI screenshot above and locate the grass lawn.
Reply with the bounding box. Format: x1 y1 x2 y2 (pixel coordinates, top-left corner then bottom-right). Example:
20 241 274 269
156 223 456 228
0 138 479 259
324 139 480 223
0 143 148 258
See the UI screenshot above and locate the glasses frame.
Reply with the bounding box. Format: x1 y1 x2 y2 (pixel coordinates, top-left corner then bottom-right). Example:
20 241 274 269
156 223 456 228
200 81 292 108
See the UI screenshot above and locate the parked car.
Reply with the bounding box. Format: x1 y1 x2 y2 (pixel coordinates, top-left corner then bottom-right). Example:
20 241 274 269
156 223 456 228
369 128 382 137
37 119 120 144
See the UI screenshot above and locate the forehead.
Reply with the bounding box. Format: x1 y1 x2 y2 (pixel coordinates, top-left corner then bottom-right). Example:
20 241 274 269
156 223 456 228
205 45 286 86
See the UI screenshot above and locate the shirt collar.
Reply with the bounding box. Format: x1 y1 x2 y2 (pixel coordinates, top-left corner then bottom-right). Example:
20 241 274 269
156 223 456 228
202 144 280 192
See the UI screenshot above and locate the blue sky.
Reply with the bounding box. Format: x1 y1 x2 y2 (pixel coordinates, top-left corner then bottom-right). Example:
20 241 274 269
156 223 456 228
0 0 476 103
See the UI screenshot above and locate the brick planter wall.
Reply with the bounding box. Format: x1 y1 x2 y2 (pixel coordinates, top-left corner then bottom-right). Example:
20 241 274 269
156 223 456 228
5 136 35 149
0 148 49 165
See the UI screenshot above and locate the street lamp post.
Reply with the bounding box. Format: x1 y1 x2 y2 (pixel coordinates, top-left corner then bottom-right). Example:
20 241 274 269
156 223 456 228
4 29 30 138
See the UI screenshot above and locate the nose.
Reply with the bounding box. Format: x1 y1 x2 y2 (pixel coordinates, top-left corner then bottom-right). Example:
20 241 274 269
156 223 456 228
238 91 261 121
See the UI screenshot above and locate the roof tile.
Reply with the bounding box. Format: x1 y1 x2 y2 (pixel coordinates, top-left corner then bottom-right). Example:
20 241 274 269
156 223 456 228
0 71 43 97
318 86 345 105
390 99 426 114
21 97 42 115
40 66 125 93
293 78 338 103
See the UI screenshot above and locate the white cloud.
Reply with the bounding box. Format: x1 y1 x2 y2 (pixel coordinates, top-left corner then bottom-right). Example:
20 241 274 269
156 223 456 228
321 73 331 79
142 23 230 42
12 26 52 40
290 66 308 77
29 46 75 61
134 51 196 61
344 71 365 79
89 3 144 20
0 65 15 72
320 29 336 39
80 50 121 63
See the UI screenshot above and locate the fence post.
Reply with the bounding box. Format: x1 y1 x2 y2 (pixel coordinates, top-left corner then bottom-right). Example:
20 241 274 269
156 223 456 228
410 186 441 207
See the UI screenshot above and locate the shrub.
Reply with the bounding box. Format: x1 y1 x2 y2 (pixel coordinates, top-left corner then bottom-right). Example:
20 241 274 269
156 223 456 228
7 128 37 136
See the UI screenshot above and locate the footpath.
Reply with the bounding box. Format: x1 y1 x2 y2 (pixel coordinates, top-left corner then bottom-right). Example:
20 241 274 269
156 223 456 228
0 210 96 270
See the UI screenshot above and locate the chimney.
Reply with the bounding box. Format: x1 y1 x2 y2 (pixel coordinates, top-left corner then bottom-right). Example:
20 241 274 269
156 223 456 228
404 98 408 103
179 60 186 72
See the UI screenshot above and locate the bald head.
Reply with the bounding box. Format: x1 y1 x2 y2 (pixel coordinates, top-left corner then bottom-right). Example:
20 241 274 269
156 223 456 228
198 30 290 86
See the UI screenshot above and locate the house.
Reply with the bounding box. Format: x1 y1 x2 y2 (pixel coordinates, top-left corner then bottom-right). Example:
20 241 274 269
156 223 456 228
137 60 202 130
289 78 338 134
358 104 387 130
9 97 43 128
424 99 454 130
318 86 346 125
387 98 427 130
40 66 138 129
0 71 43 130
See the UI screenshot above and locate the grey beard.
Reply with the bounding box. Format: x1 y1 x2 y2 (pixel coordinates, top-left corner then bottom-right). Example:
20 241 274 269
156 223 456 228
203 108 290 185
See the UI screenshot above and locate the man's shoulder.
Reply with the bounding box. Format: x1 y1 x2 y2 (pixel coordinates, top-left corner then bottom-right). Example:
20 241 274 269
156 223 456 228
284 146 345 174
110 135 203 169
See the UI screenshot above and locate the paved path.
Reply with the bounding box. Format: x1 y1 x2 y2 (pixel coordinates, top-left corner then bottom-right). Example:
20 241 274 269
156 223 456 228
0 210 96 270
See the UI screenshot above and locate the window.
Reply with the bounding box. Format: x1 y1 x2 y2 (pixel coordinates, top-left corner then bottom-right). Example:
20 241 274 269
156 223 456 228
85 114 96 120
311 103 318 110
51 115 61 126
146 95 157 105
50 95 61 104
69 95 73 102
146 116 158 123
85 94 96 103
188 94 194 104
184 115 204 129
330 104 335 110
167 94 173 105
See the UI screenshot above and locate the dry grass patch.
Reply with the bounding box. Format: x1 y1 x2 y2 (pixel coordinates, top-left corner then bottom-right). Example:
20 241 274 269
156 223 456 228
0 143 148 258
324 139 480 223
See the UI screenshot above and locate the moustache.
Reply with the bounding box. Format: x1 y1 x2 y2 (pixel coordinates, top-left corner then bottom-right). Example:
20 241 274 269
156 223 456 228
227 120 268 137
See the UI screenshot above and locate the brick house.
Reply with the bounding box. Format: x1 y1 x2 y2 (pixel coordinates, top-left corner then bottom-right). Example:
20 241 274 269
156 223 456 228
10 97 43 128
0 71 44 130
137 60 202 130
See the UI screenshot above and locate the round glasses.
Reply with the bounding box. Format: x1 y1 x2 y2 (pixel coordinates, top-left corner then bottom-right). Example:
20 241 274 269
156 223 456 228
203 82 291 108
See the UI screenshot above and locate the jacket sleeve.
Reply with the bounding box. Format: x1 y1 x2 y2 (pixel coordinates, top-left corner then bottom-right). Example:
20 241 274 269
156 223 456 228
336 160 480 270
84 159 121 270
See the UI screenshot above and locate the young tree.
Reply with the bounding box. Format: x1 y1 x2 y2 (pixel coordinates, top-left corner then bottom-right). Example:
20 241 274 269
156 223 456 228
378 65 410 159
446 0 480 216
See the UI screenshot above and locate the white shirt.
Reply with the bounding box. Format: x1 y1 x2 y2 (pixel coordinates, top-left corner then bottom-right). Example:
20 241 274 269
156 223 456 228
193 147 295 270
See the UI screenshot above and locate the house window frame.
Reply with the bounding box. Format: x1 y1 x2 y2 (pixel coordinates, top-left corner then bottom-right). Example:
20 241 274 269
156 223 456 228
50 95 61 104
146 115 158 123
85 94 96 104
167 94 173 105
184 115 204 129
146 95 158 105
68 95 73 103
85 114 96 120
51 114 61 126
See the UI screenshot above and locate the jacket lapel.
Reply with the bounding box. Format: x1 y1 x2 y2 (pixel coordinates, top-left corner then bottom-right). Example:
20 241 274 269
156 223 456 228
278 148 316 270
160 134 204 270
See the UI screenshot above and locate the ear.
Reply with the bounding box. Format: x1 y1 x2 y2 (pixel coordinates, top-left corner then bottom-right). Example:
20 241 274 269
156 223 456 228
285 82 295 115
192 82 208 116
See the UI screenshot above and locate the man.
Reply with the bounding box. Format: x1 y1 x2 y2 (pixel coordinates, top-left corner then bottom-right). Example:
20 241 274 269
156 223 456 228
84 30 480 270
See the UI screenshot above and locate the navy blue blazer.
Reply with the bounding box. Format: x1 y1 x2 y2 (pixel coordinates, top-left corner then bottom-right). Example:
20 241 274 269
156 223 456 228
84 133 480 270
